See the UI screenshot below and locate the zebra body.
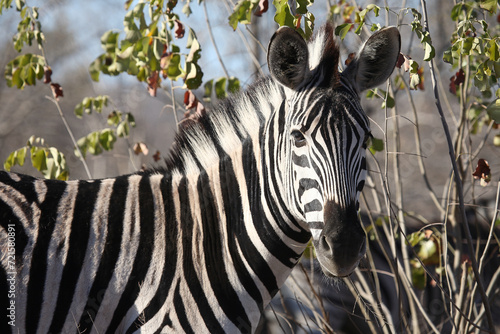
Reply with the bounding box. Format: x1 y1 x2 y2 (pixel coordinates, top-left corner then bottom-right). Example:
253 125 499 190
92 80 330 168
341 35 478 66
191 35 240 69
0 23 400 333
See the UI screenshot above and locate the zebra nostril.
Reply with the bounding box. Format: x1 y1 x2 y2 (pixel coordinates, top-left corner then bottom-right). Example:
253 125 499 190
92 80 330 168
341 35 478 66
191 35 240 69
320 235 334 257
320 235 329 250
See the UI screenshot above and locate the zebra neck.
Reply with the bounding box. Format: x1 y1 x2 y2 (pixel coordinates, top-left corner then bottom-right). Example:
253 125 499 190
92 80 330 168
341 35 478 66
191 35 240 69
165 77 311 313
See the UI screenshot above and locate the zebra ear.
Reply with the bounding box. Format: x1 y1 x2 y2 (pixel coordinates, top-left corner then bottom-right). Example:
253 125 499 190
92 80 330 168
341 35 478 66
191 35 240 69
268 26 309 90
342 26 401 93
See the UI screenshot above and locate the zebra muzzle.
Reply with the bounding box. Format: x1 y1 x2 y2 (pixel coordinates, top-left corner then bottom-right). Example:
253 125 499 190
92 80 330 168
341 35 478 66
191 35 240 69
313 201 366 277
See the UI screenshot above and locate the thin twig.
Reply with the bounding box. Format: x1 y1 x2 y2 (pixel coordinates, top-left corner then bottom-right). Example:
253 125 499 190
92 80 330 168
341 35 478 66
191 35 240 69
401 77 445 216
45 96 92 179
420 1 494 331
222 0 264 77
203 0 230 79
465 180 500 333
169 80 179 129
27 0 92 179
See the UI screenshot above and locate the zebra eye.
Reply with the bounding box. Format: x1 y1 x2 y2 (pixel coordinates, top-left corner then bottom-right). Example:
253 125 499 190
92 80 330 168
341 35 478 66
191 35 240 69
291 130 306 146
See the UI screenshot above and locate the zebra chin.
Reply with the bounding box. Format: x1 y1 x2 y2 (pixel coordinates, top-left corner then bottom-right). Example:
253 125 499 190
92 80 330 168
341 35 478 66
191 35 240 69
313 201 367 277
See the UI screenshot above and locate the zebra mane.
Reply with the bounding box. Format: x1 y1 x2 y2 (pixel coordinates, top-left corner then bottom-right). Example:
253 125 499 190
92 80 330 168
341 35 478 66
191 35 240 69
306 23 340 88
162 77 284 176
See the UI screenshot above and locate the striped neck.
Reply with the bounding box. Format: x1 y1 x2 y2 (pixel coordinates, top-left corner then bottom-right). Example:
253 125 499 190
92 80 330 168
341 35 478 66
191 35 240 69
161 77 311 328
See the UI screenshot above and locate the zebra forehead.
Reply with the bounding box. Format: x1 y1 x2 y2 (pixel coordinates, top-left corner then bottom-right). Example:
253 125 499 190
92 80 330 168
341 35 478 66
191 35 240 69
290 89 367 133
308 24 336 71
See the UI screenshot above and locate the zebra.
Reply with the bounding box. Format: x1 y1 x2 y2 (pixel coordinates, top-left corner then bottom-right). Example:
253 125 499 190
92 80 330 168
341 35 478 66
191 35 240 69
0 23 400 333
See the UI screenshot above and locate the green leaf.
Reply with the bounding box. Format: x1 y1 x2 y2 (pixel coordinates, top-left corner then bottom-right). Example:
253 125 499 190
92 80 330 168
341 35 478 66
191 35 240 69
4 140 68 179
493 61 500 79
166 53 183 80
370 23 381 32
474 69 490 92
381 94 395 109
228 1 252 30
88 132 102 155
369 137 384 154
107 110 122 126
228 77 240 94
335 23 353 40
365 89 378 99
184 62 203 89
409 60 422 90
215 77 227 99
488 40 499 62
126 113 136 127
117 121 130 137
443 49 453 64
417 239 437 260
11 68 23 89
302 239 316 259
75 136 88 158
15 0 25 10
273 0 295 28
486 100 500 123
354 21 364 35
186 34 201 63
4 152 16 171
16 147 27 167
303 12 315 39
367 4 380 16
203 79 214 102
423 42 435 61
450 4 463 21
88 58 101 82
44 147 68 180
101 30 120 53
99 129 117 150
31 147 47 172
407 231 425 247
296 0 313 15
4 54 46 89
25 64 36 85
479 0 497 12
461 37 473 55
411 260 427 290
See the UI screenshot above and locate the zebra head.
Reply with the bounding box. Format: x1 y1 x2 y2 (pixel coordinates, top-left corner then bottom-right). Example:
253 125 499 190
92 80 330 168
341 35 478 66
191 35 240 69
267 24 400 277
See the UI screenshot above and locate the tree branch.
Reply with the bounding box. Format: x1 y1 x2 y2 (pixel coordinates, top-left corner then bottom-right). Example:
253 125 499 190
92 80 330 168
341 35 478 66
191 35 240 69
419 1 494 332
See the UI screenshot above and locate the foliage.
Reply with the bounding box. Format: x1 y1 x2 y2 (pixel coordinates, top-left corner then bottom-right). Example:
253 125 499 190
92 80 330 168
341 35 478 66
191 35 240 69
89 1 204 93
74 95 136 158
4 136 68 180
4 53 45 89
333 3 381 39
203 76 240 101
229 0 315 38
443 1 500 147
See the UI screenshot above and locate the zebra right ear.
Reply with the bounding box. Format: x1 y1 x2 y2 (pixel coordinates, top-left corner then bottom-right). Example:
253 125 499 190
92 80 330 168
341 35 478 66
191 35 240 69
267 26 309 90
342 26 401 93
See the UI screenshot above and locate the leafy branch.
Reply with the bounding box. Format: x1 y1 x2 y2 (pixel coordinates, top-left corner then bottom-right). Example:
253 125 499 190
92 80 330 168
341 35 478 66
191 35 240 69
4 136 69 180
2 0 91 179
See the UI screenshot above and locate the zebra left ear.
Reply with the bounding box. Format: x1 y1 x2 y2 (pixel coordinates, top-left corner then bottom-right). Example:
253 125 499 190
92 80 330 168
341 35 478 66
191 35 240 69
342 26 401 93
268 26 309 90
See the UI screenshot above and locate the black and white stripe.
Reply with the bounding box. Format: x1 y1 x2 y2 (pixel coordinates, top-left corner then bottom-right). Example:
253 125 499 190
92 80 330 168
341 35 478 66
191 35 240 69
0 23 400 333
